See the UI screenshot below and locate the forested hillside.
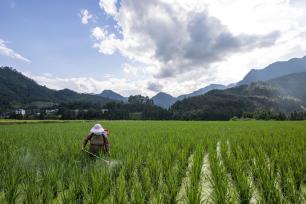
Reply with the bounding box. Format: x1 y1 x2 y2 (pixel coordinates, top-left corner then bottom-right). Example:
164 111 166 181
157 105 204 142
1 66 306 120
171 72 306 120
0 67 112 111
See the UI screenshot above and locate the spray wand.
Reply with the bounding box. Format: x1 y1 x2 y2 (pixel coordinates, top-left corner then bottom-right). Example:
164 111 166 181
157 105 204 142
82 149 110 165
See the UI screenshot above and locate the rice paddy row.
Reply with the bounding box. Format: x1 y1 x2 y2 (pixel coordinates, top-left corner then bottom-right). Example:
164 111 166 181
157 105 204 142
0 121 305 203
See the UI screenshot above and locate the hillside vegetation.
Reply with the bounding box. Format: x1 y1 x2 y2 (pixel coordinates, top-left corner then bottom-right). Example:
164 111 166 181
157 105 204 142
171 72 306 120
1 67 306 120
0 67 112 110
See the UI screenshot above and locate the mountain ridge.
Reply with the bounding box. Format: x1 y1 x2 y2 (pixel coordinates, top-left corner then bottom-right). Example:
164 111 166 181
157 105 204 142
152 55 306 108
177 84 227 100
151 84 227 108
151 92 177 109
1 55 306 111
99 90 127 102
237 55 306 85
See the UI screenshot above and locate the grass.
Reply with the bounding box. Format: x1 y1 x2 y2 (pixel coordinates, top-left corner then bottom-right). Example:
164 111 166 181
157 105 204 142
0 120 305 203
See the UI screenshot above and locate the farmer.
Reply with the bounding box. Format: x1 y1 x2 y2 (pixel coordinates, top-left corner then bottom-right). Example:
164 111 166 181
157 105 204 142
81 123 110 158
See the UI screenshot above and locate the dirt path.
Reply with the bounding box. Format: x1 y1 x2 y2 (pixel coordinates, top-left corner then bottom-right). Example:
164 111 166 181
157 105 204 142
176 154 194 203
200 154 212 203
249 173 260 204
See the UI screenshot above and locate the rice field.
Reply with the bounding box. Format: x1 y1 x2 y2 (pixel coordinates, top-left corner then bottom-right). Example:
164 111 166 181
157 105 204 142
0 121 305 203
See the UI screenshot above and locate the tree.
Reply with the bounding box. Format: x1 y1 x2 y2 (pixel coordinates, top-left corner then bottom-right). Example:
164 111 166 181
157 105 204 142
38 110 45 120
128 95 153 105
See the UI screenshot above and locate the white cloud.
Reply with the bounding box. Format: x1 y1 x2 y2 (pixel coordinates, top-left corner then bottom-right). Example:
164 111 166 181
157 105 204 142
92 0 286 78
0 39 31 63
91 27 119 54
79 9 93 24
99 0 118 17
22 0 299 98
24 72 153 97
123 63 137 75
202 0 304 35
147 82 163 92
88 0 306 96
94 2 287 79
198 0 306 85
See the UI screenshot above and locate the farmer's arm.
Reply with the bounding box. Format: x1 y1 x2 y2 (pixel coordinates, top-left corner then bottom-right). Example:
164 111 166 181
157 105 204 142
81 133 92 150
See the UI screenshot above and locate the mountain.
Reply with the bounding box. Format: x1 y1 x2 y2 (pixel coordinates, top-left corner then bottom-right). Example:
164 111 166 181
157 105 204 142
2 54 306 112
163 55 306 109
237 55 306 86
152 92 177 109
100 90 127 102
151 84 227 108
178 84 227 100
166 55 306 108
171 71 306 120
0 67 113 110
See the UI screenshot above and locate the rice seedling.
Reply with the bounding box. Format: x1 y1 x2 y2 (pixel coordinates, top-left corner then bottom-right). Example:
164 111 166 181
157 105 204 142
186 145 204 204
221 140 252 204
0 120 304 203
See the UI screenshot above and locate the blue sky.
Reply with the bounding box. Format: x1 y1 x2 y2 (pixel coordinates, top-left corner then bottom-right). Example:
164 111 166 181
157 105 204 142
1 0 306 96
0 0 124 79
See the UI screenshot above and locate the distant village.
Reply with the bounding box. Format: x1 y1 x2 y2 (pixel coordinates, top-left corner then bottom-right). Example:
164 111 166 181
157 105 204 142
1 108 109 120
0 95 169 120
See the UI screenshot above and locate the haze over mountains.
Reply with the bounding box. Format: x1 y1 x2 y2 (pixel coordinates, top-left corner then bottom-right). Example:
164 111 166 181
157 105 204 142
0 55 306 114
177 84 227 100
99 84 229 108
100 56 306 108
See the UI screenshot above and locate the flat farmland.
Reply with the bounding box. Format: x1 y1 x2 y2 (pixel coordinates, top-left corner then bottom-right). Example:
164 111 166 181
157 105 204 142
0 121 305 203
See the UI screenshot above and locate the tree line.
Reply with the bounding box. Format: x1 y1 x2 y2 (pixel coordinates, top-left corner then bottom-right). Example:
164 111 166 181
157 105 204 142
240 110 306 121
4 95 306 121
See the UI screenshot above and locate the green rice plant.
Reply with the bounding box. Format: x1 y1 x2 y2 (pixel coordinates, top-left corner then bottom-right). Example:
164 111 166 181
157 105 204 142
0 120 305 203
130 171 144 204
138 166 153 202
2 165 22 204
163 164 180 203
208 143 231 204
84 168 111 204
250 146 283 203
155 171 168 203
112 168 128 204
60 171 85 203
147 154 162 191
39 165 59 202
275 133 305 203
186 145 204 204
221 140 252 204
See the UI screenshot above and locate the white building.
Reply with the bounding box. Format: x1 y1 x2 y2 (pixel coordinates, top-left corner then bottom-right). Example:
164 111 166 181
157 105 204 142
45 109 59 115
15 109 26 116
101 109 109 114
